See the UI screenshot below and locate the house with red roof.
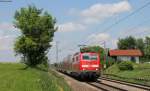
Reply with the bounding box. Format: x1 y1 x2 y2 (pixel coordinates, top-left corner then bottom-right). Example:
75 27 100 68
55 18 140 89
109 49 142 63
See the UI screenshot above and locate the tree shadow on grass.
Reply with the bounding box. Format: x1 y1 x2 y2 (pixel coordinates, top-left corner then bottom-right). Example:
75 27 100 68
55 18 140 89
34 66 48 72
19 65 29 70
18 65 48 72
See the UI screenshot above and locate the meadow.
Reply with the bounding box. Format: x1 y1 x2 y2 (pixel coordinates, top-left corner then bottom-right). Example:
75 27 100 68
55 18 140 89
104 63 150 86
0 63 71 91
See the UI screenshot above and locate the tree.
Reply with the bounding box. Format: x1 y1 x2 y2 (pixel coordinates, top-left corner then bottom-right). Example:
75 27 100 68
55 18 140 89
117 36 136 49
118 36 145 52
14 6 57 67
144 37 150 59
145 37 150 45
136 38 144 53
144 45 150 59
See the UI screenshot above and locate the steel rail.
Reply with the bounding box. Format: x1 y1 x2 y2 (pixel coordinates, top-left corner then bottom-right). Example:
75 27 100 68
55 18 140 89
87 81 127 91
99 76 150 91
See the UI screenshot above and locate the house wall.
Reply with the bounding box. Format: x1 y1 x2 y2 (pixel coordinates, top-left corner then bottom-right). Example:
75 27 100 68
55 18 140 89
135 57 139 63
117 56 139 63
117 56 130 61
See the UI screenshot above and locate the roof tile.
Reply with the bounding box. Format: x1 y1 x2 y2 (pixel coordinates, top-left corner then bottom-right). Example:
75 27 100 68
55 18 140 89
109 49 142 56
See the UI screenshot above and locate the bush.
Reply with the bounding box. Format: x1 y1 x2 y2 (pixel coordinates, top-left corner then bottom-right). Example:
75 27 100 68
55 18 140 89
118 61 134 71
140 58 150 63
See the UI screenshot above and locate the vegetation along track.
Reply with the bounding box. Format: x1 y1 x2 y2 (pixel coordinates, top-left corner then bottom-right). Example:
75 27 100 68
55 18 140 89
97 77 150 91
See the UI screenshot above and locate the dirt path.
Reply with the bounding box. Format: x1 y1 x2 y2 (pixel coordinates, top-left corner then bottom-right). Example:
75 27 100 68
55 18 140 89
55 71 101 91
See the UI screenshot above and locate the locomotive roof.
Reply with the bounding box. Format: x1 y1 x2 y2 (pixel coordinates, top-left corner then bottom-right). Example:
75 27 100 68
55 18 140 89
73 52 97 56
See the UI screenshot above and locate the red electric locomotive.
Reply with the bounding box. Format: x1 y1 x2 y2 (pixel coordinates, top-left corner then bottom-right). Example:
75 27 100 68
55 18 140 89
57 52 101 80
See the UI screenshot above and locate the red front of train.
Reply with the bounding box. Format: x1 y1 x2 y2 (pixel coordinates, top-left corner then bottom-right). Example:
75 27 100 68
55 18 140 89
58 52 101 79
79 52 100 71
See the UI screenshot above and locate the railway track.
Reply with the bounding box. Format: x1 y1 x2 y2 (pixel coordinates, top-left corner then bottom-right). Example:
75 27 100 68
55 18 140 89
87 81 127 91
57 71 150 91
94 77 150 91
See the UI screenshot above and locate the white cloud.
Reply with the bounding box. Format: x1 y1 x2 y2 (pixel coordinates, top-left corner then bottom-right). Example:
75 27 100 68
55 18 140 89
0 36 16 50
61 1 132 32
88 33 110 45
58 22 86 32
0 35 19 62
0 23 13 30
0 22 20 62
0 23 16 31
0 23 20 37
0 22 20 50
87 33 119 49
80 1 131 24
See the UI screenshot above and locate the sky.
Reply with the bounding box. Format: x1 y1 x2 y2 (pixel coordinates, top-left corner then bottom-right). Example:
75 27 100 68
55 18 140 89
0 0 150 63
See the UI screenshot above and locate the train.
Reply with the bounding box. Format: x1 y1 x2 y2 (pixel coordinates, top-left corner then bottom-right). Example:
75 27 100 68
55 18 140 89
56 52 101 80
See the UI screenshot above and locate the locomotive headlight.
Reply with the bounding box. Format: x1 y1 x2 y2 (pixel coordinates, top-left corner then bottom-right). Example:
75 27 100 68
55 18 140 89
96 68 98 70
82 65 88 67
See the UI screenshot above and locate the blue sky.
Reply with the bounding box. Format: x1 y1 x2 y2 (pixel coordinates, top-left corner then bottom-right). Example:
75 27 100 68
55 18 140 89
0 0 150 63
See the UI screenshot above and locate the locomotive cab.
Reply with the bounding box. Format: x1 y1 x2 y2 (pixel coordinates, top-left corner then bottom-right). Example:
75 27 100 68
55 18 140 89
79 52 100 79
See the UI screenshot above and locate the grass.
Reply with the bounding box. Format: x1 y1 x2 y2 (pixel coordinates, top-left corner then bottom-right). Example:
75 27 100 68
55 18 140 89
104 63 150 86
0 63 71 91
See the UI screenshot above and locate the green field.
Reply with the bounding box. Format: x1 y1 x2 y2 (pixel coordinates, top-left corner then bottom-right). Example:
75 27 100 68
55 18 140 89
0 63 71 91
104 63 150 86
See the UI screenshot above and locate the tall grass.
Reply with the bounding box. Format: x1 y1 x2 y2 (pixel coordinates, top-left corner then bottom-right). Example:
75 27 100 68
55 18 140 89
104 63 150 86
0 63 71 91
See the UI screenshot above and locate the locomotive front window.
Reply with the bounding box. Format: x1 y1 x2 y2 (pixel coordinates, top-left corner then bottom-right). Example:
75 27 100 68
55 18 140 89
82 55 90 60
82 54 98 60
90 55 98 60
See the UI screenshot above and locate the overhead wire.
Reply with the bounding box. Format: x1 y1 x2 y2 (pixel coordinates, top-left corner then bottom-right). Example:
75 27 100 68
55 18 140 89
54 1 150 59
81 1 150 45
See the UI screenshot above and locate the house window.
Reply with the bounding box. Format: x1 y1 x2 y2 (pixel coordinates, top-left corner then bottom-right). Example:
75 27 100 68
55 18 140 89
131 57 136 62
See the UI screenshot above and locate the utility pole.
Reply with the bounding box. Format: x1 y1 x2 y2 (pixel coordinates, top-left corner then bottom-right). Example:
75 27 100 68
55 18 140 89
103 41 107 69
56 41 59 63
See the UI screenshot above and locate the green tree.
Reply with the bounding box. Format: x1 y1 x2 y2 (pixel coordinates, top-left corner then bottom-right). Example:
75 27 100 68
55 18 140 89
145 37 150 45
136 38 144 53
117 36 136 49
144 37 150 59
144 45 150 59
14 6 57 67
